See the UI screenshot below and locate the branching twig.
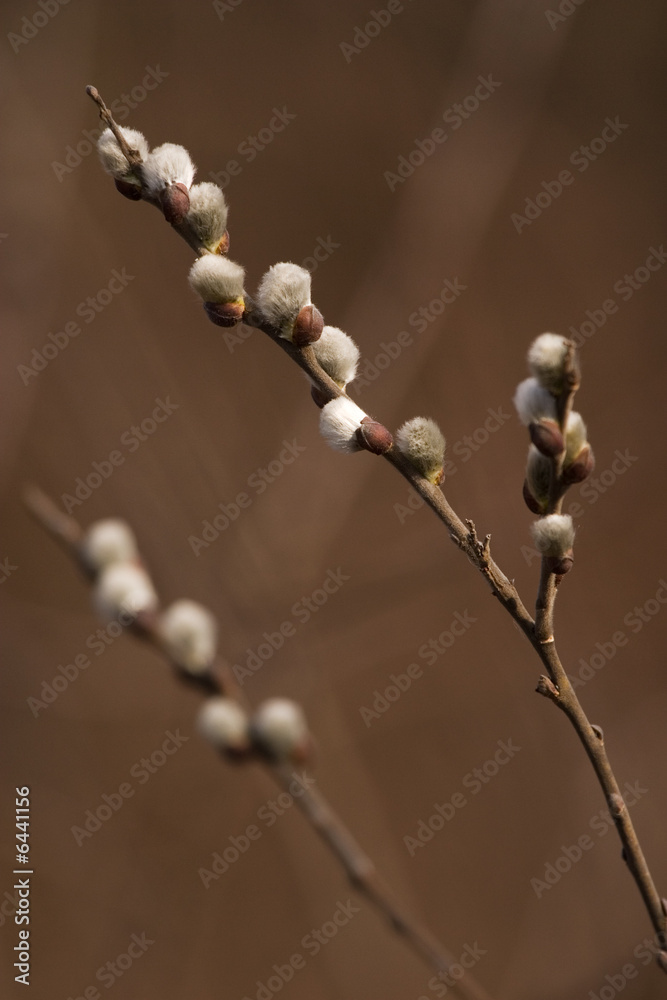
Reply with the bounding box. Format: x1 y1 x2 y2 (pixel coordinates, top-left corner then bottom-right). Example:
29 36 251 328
65 86 667 975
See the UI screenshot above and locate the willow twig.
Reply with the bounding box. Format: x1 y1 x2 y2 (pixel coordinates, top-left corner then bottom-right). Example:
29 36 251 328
24 483 496 1000
76 86 667 972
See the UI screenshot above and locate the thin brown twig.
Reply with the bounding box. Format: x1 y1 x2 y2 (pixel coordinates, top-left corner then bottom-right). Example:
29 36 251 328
78 87 667 968
24 483 496 1000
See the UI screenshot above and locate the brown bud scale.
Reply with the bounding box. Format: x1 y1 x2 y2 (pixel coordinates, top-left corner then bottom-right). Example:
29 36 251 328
546 551 574 576
562 444 595 485
203 300 244 328
529 420 564 458
523 480 546 515
161 182 191 226
114 178 142 201
292 304 324 347
310 385 331 409
356 417 394 455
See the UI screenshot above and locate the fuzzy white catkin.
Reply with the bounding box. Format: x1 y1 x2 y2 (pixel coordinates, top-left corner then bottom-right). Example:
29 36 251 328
94 562 158 621
198 698 249 752
188 255 245 303
313 327 360 387
251 699 308 760
528 333 569 392
526 445 551 505
142 143 195 195
82 519 138 571
530 514 575 556
97 127 149 179
159 600 218 675
319 396 367 452
513 377 558 426
565 411 587 461
255 263 311 338
395 417 446 482
186 182 228 250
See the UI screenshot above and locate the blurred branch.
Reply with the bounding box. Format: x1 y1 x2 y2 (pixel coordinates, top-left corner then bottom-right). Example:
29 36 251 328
25 482 496 1000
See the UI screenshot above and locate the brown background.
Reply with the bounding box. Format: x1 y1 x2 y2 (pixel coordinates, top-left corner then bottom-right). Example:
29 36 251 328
2 1 667 998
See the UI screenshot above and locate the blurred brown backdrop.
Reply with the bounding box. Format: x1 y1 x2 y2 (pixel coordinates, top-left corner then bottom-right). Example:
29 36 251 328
2 1 667 998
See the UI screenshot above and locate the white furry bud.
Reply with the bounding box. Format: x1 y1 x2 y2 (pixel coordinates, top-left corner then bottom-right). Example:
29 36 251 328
528 333 570 393
97 127 149 180
159 600 218 675
186 182 228 252
93 563 158 621
565 411 587 462
142 143 195 195
255 263 312 339
313 327 360 387
188 255 245 303
250 698 310 761
319 397 367 452
395 417 446 484
530 514 575 557
197 698 250 754
525 445 551 513
82 519 138 571
513 377 558 426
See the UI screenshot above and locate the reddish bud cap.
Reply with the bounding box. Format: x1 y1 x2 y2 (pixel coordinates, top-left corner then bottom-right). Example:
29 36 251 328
293 304 324 347
310 385 331 409
523 479 547 515
529 420 564 458
161 182 191 226
546 550 574 575
562 444 595 485
114 178 142 201
214 230 230 255
355 417 394 455
203 300 244 328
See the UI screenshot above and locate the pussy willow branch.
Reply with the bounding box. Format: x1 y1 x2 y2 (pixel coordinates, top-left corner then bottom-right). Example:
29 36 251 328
84 88 667 964
24 484 495 1000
